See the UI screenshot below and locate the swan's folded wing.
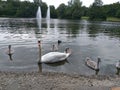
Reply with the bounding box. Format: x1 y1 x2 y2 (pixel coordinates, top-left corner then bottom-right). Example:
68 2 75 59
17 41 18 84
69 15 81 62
41 52 67 63
116 62 120 68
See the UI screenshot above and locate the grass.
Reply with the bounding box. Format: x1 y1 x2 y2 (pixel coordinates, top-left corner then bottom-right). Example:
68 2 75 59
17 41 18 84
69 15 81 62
81 16 120 22
106 17 120 22
81 16 89 20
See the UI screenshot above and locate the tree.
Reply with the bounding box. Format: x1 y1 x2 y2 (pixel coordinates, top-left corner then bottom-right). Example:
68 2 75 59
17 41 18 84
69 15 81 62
92 0 103 6
40 2 47 18
88 0 106 20
33 0 42 5
71 0 82 19
57 3 66 19
66 0 82 19
103 2 120 17
50 5 57 18
81 6 89 16
116 10 120 18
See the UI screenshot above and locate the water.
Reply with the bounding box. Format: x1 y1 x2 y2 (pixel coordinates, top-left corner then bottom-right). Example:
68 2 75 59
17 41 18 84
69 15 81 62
0 18 120 76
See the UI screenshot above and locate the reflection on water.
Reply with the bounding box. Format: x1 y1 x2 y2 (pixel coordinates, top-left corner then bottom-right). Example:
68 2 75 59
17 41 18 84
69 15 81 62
0 18 120 76
8 53 13 61
45 59 69 67
38 63 42 73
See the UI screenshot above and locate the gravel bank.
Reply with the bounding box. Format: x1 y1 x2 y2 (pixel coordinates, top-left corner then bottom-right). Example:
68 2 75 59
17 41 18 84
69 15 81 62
0 71 120 90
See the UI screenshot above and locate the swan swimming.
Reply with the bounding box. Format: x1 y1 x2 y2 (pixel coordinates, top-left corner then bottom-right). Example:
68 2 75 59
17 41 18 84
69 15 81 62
38 40 71 63
116 60 120 75
85 57 101 75
116 60 120 69
51 40 62 51
6 45 14 60
51 44 58 51
6 45 14 55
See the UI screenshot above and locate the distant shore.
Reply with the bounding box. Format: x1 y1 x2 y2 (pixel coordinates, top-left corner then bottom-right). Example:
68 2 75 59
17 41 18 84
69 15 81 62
0 71 119 90
82 16 120 22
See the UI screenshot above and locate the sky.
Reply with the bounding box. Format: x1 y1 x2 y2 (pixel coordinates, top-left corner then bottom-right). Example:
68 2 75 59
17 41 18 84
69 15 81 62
35 0 119 8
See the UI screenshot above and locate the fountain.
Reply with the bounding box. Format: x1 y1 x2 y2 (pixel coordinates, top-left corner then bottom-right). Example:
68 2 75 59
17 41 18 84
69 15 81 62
46 6 50 29
46 6 50 20
36 6 42 32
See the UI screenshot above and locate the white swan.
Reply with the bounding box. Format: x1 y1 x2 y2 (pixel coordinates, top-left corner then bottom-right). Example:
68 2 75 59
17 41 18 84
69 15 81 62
116 60 120 75
6 45 14 60
85 57 101 74
38 40 71 63
116 60 120 69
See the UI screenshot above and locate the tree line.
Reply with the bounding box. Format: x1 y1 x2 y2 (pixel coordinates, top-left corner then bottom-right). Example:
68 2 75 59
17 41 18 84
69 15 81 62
0 0 120 20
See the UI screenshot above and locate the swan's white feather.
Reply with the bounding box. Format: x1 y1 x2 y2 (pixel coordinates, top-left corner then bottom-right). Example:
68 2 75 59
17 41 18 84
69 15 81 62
41 52 70 63
116 62 120 69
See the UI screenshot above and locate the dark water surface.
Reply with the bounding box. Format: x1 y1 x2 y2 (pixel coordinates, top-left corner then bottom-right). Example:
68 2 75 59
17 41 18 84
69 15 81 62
0 18 120 76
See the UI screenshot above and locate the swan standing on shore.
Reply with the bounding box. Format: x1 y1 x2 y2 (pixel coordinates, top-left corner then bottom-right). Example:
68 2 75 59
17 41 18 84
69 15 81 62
116 60 120 75
38 40 71 64
85 57 101 75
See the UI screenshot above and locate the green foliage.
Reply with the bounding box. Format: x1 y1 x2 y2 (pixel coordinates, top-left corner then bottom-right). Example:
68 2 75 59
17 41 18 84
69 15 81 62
107 17 120 22
103 2 120 17
0 0 48 18
57 0 82 19
57 3 67 19
0 0 119 20
40 2 47 18
116 10 120 18
71 0 82 19
81 6 89 16
50 5 57 18
92 0 103 6
88 0 107 20
16 1 36 17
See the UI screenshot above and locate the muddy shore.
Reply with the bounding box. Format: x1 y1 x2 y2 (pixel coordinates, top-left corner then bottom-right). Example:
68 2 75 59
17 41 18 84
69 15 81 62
0 71 120 90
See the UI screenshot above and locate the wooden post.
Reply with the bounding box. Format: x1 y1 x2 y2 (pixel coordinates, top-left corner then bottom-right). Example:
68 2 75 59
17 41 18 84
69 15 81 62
38 40 41 64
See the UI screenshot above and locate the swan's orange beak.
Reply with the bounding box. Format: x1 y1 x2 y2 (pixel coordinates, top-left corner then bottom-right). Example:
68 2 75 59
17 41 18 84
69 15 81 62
38 40 41 46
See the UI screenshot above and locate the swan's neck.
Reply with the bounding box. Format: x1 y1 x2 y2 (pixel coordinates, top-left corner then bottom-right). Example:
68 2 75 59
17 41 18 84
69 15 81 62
38 45 41 63
8 45 11 54
52 44 58 51
38 41 42 64
65 48 71 55
119 61 120 66
97 60 100 69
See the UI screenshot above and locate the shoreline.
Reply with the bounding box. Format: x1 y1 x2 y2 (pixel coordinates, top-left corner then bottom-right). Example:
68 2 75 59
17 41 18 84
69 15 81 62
0 71 120 90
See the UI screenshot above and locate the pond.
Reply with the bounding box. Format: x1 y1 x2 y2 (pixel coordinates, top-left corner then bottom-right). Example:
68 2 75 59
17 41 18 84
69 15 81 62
0 18 120 76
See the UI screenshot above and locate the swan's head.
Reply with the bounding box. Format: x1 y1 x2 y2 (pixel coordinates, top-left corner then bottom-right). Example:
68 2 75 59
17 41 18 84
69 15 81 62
86 57 90 61
38 40 41 46
97 57 101 63
65 48 71 54
58 40 62 45
118 60 120 65
8 45 11 49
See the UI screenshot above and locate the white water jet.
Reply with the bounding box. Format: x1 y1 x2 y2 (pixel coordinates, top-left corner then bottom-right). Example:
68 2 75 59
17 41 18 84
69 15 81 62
46 6 50 29
36 6 42 32
46 6 50 20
